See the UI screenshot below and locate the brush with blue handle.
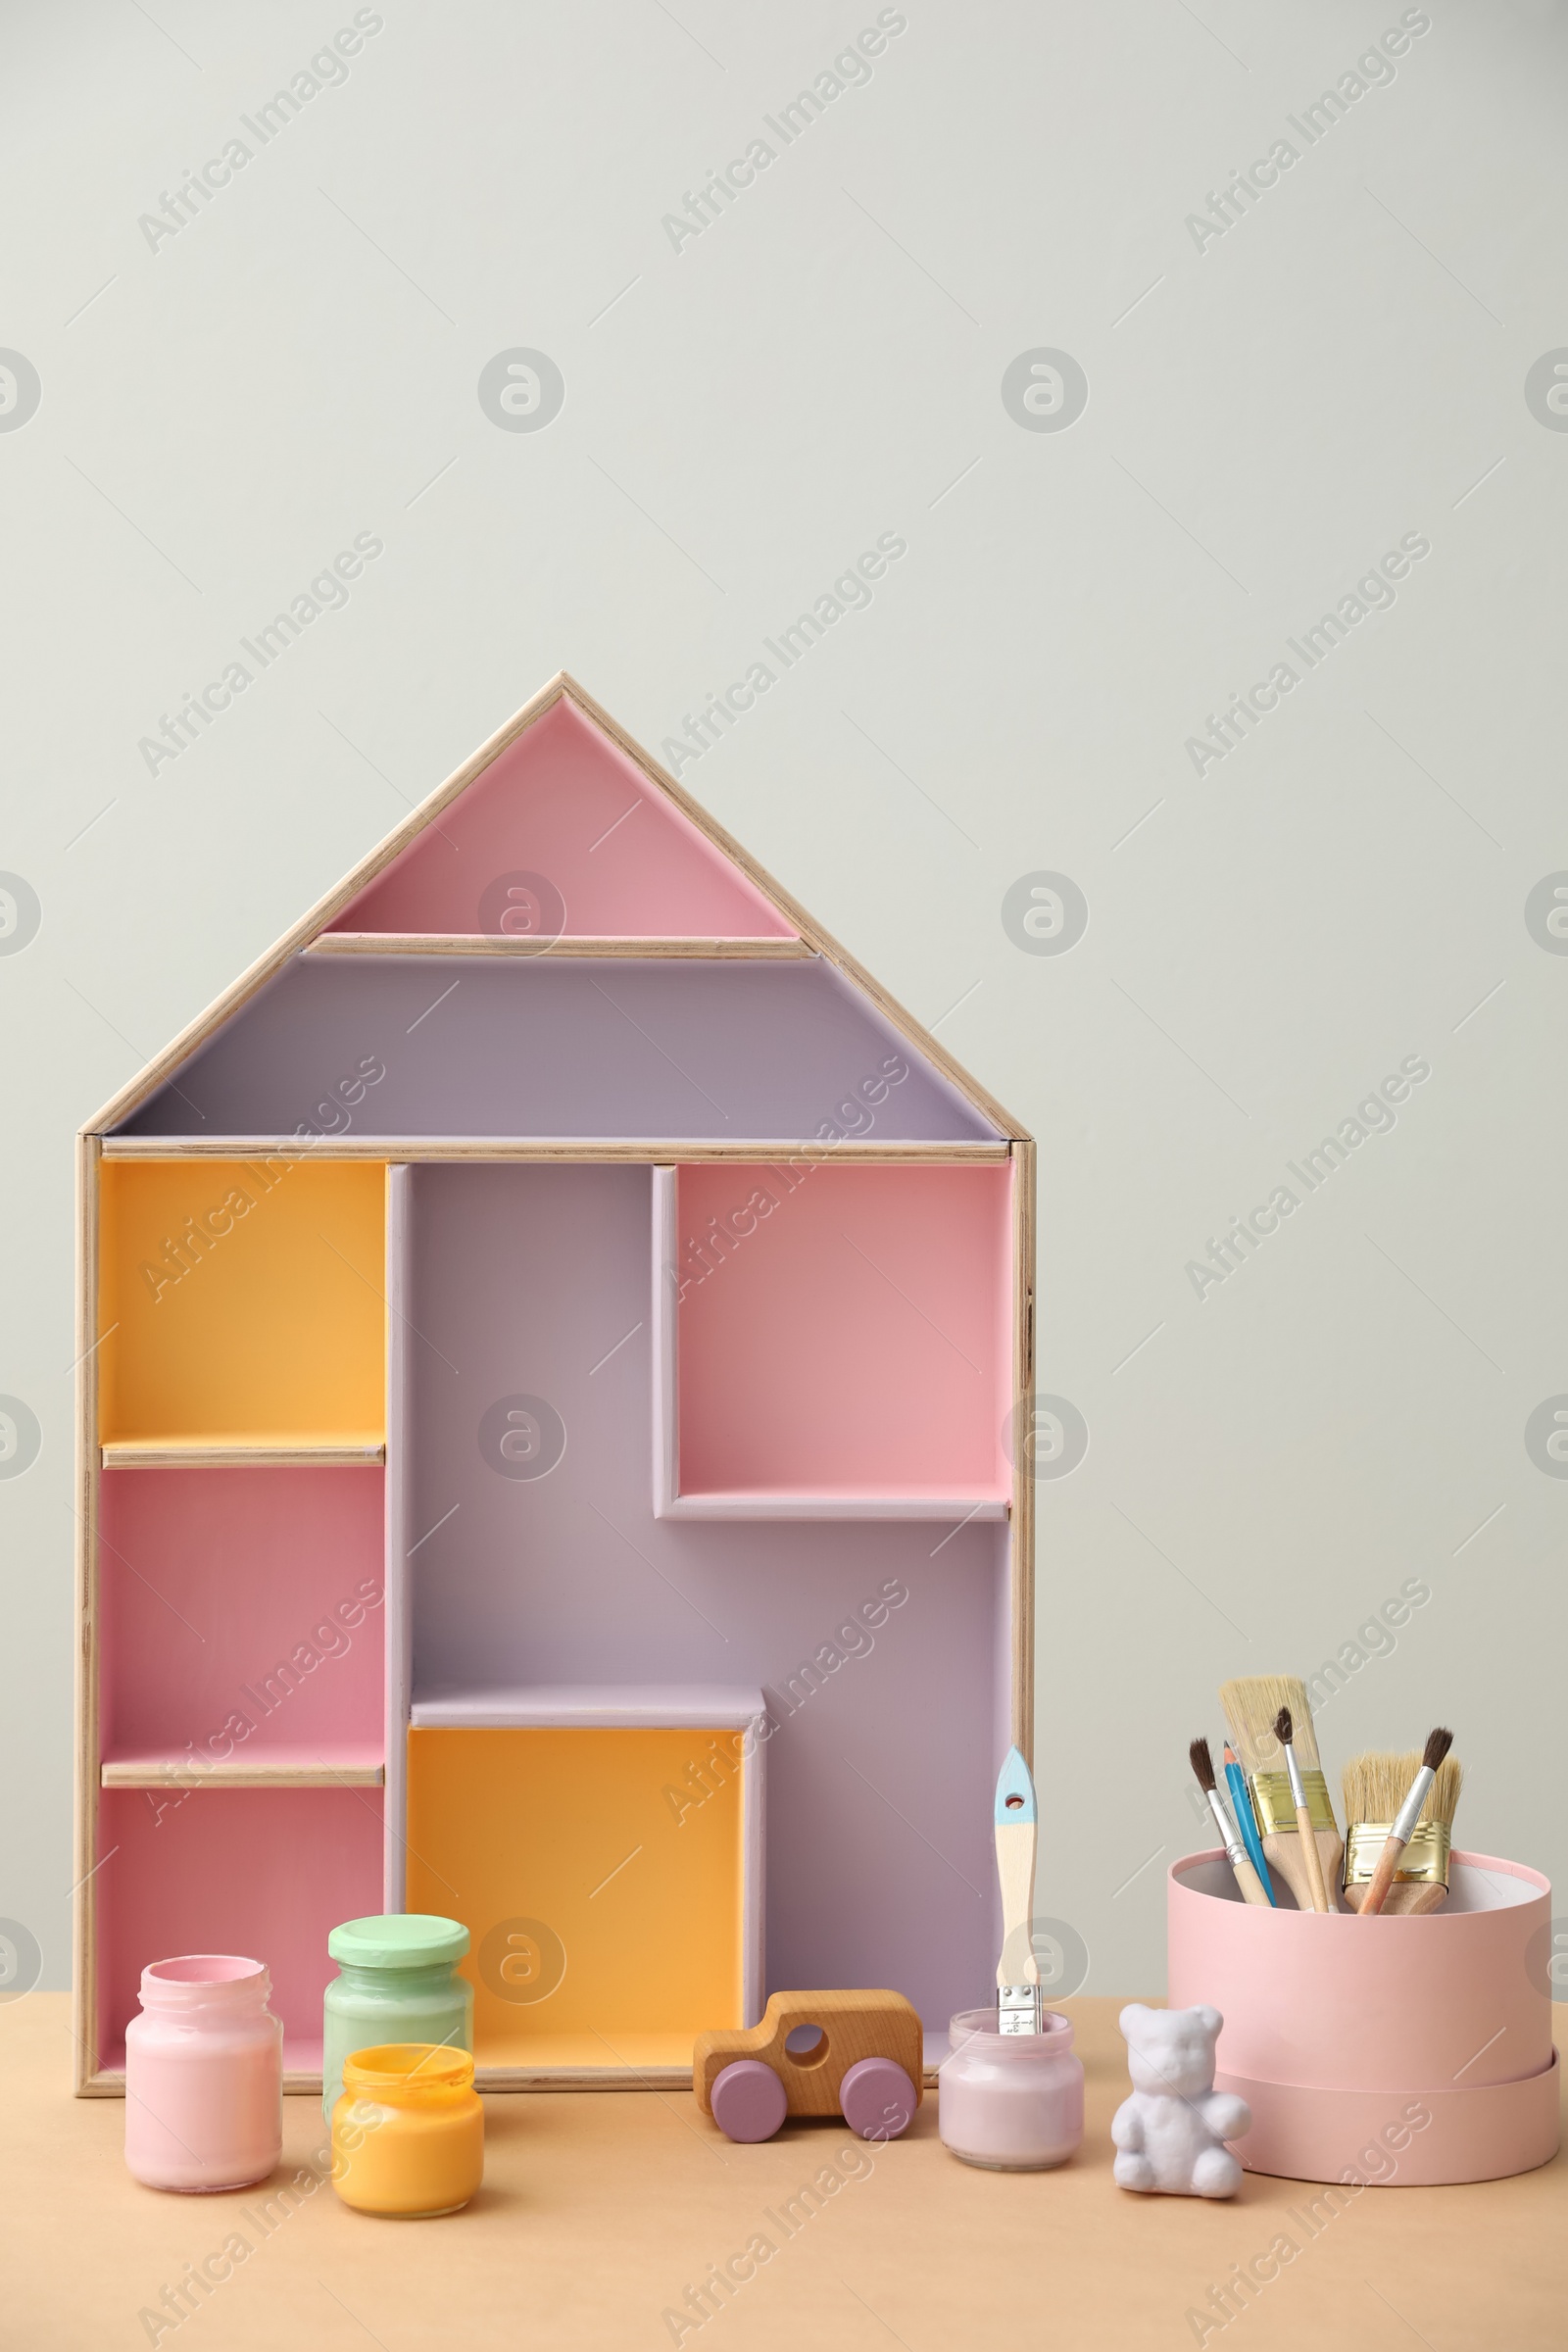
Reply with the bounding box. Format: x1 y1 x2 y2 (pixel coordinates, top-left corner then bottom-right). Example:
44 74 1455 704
1224 1741 1276 1905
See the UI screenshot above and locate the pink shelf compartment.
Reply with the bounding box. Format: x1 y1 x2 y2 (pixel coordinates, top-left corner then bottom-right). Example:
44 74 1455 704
325 697 798 943
94 1786 384 2075
98 1465 386 1767
652 1163 1015 1519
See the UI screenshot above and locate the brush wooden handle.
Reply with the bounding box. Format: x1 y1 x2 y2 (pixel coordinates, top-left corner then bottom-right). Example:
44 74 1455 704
1295 1802 1331 1911
995 1820 1039 1984
1359 1834 1405 1916
1262 1829 1344 1912
1344 1880 1446 1916
1231 1851 1269 1906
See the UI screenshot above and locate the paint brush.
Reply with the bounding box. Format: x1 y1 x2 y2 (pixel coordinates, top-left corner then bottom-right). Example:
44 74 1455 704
1220 1676 1344 1914
1357 1729 1455 1918
1274 1706 1332 1912
1342 1744 1462 1915
1224 1741 1275 1904
1189 1739 1269 1904
995 1745 1041 2033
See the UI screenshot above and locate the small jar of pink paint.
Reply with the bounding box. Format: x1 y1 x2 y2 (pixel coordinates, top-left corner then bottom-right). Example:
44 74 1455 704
124 1955 283 2192
939 2007 1084 2170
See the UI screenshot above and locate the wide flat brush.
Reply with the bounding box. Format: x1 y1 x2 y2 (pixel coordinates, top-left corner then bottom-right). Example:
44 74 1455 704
994 1746 1040 2033
1219 1676 1344 1914
1357 1729 1455 1917
1342 1743 1462 1916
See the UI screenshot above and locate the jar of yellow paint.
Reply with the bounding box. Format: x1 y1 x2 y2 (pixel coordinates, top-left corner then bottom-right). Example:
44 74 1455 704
331 2044 484 2218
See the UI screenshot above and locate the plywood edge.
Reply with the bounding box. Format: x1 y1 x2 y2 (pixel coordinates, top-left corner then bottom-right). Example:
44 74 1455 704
1010 1138 1037 1761
98 1136 1014 1164
475 2064 697 2091
99 1442 387 1469
99 1761 385 1789
554 672 1032 1144
85 2067 337 2097
305 934 813 959
74 1132 101 2095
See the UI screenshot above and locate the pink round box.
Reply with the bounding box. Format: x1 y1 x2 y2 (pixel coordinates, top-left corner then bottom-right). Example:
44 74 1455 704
1167 1849 1559 2186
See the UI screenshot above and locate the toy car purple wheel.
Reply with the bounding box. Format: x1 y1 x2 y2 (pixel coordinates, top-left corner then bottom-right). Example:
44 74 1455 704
710 2058 788 2143
840 2055 917 2140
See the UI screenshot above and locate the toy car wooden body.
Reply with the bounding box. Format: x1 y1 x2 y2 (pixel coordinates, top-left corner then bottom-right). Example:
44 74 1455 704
694 1990 924 2143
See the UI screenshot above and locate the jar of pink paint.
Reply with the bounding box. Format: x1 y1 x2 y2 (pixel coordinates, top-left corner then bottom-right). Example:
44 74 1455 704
939 2007 1084 2170
124 1955 283 2192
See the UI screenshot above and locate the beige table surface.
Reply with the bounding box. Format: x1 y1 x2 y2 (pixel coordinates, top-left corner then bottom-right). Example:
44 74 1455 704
5 1994 1563 2351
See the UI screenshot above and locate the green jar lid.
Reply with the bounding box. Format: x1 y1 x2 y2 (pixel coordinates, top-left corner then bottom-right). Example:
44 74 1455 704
327 1913 469 1970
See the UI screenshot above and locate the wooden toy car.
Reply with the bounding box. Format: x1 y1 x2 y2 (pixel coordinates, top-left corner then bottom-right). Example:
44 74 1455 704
694 1990 923 2143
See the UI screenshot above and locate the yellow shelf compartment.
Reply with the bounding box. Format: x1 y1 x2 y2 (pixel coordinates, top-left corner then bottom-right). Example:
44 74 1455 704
96 1156 387 1448
406 1705 762 2079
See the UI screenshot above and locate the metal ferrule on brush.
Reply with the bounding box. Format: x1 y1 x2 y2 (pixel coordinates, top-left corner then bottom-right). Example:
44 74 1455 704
1345 1819 1451 1887
1391 1764 1437 1846
998 1984 1042 2035
1250 1769 1336 1837
1204 1788 1247 1869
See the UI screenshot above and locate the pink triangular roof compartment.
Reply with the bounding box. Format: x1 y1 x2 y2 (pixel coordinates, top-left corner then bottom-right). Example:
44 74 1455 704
326 697 797 942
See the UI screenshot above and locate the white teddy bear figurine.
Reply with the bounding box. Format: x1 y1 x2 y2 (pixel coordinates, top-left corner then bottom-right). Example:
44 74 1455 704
1111 2003 1250 2197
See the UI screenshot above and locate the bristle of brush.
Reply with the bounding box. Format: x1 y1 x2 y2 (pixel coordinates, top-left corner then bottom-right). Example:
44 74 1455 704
1343 1749 1464 1828
1189 1737 1216 1792
1428 1754 1462 1825
1423 1725 1453 1773
1219 1676 1322 1773
1274 1704 1294 1746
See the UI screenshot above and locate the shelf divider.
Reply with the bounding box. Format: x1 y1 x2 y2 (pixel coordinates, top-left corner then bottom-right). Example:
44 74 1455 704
101 1440 385 1469
101 1748 383 1789
306 934 811 959
384 1164 414 1911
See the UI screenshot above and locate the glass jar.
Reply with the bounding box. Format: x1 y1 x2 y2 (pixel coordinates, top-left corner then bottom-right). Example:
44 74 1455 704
124 1954 282 2192
331 2043 484 2217
322 1914 472 2126
939 2006 1084 2170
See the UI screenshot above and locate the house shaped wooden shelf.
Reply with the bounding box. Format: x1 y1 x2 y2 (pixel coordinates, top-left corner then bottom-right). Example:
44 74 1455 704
74 673 1035 2094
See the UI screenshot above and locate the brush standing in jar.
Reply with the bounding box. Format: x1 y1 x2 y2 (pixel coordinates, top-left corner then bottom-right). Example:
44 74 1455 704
1189 1740 1269 1904
994 1746 1041 2034
1358 1728 1454 1918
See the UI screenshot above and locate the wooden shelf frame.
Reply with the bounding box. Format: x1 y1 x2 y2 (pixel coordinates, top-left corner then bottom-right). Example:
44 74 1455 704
82 2057 333 2099
73 667 1039 2098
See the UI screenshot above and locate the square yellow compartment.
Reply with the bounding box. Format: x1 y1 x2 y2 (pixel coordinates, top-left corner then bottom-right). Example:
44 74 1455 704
407 1726 749 2074
97 1158 386 1448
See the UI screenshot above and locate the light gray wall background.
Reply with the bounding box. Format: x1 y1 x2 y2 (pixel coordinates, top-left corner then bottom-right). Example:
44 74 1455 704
3 0 1565 1997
